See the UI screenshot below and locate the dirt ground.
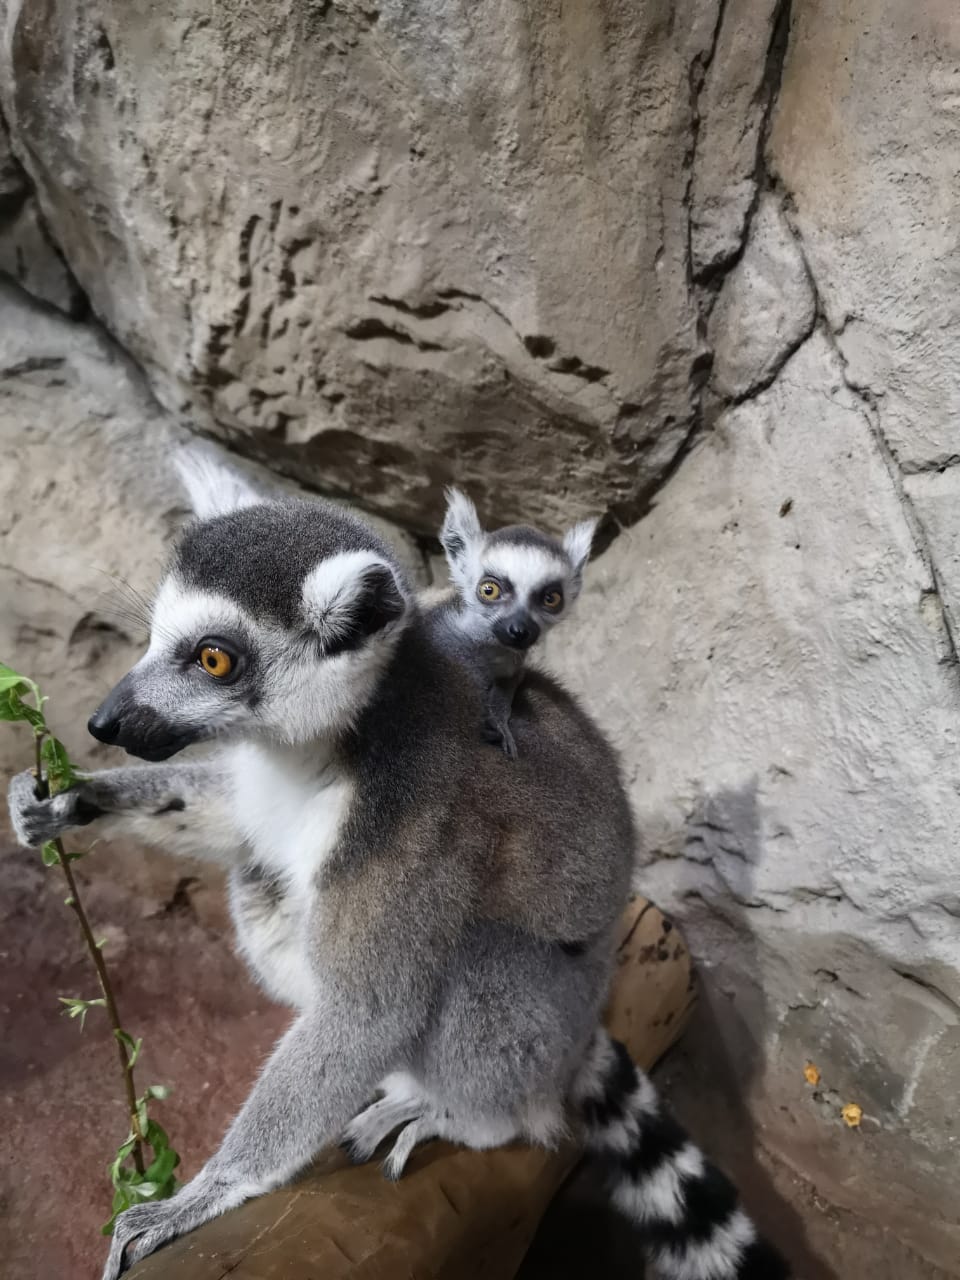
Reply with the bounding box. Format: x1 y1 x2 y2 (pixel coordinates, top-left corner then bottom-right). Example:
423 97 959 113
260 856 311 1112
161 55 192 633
1 840 951 1280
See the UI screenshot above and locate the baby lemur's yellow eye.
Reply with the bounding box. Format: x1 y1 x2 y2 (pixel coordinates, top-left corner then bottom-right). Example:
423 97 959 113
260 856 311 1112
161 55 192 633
542 589 563 611
478 580 502 602
199 646 233 679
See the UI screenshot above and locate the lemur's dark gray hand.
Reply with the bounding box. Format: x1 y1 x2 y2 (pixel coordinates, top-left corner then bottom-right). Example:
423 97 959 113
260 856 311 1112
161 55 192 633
7 770 103 847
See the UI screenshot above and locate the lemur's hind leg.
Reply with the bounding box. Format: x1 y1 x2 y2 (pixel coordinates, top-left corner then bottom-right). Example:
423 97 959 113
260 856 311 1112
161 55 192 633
341 1073 426 1164
381 1116 440 1181
380 1104 529 1181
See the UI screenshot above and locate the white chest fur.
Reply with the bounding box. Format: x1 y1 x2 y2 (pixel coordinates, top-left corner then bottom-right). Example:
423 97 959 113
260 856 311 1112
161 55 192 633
224 741 354 1007
228 741 354 891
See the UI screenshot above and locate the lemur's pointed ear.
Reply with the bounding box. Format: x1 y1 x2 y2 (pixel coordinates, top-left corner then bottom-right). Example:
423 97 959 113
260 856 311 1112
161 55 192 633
563 518 598 576
439 488 483 566
173 446 262 519
301 551 407 657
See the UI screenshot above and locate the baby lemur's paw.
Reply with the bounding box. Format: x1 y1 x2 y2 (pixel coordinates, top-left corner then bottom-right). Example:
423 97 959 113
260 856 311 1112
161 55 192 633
6 770 100 847
481 719 518 760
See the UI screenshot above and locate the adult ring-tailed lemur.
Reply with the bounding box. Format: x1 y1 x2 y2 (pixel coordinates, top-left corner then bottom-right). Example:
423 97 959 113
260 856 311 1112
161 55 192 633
7 451 790 1280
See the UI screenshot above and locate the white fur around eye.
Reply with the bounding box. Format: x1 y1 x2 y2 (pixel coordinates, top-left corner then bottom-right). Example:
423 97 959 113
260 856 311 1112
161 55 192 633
481 545 569 597
148 580 250 657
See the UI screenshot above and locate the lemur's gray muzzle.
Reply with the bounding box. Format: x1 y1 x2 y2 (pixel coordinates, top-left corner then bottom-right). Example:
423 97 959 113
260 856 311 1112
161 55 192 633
88 672 197 762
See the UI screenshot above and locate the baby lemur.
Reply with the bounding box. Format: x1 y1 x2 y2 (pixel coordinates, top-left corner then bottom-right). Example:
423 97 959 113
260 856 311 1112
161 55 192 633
8 451 789 1280
434 487 596 758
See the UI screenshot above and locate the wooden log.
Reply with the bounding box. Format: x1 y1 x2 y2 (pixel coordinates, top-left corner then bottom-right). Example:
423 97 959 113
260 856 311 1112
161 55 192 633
132 896 695 1279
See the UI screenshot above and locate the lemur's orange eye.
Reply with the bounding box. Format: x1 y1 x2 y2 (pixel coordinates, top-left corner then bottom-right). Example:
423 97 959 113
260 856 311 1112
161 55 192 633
199 646 233 679
542 589 563 611
478 580 502 602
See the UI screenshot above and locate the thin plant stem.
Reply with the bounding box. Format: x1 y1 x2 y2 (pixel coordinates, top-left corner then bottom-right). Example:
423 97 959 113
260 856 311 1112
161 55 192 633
33 732 146 1175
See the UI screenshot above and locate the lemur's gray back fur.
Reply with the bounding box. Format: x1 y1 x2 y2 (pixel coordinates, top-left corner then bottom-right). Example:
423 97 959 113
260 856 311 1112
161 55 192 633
7 452 789 1280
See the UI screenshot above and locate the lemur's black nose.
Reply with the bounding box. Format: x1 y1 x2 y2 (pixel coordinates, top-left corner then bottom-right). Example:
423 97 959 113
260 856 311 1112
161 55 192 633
87 706 121 745
494 616 541 651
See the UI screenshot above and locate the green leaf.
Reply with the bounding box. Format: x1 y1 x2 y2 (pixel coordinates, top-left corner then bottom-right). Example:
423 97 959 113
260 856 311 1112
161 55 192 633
0 664 43 723
109 1135 138 1186
58 995 106 1032
143 1119 170 1151
59 996 106 1014
101 1185 135 1235
145 1145 178 1185
0 663 32 693
41 841 61 866
129 1180 159 1199
41 735 77 795
115 1029 142 1069
136 1096 149 1137
0 684 43 727
143 1083 171 1101
110 1161 136 1188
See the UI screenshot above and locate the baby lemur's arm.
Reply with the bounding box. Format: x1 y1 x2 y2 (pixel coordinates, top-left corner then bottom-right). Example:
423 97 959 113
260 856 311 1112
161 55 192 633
7 762 242 864
481 670 524 760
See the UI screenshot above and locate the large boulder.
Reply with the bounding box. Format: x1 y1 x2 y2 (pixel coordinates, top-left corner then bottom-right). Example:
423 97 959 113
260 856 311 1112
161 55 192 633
0 0 783 534
0 105 84 314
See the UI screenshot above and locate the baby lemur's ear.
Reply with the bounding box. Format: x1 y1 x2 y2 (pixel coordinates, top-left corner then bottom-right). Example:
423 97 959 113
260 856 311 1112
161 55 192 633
563 518 598 577
301 551 407 656
440 489 486 593
439 488 484 567
173 445 263 519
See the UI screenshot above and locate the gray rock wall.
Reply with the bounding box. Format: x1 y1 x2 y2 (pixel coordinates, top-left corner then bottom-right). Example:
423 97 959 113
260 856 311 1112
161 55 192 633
1 0 958 1272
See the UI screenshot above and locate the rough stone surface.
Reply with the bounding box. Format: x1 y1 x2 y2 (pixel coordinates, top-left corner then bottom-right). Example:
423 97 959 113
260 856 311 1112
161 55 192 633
0 0 754 535
2 0 960 1274
553 332 960 1272
769 0 960 476
689 0 784 277
0 107 85 314
0 110 24 199
708 193 815 400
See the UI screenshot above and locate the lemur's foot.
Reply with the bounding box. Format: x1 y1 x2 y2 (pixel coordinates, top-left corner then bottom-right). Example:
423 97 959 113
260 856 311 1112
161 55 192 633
481 719 518 760
382 1116 439 1181
341 1093 423 1165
